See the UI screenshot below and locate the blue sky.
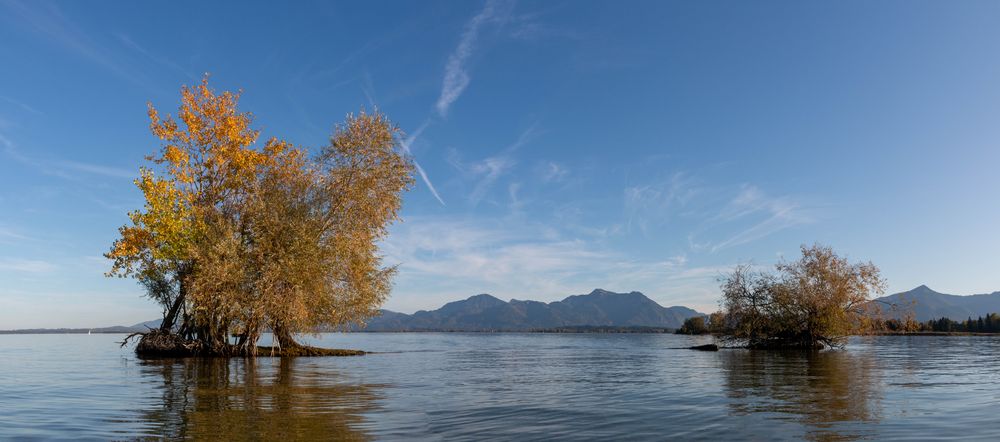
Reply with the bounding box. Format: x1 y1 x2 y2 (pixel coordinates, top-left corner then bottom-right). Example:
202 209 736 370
2 0 1000 328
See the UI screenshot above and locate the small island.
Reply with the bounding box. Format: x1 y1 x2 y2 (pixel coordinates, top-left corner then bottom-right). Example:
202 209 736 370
107 79 414 357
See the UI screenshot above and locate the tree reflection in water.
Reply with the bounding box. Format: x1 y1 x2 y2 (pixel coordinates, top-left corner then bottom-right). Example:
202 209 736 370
721 349 883 442
136 357 380 440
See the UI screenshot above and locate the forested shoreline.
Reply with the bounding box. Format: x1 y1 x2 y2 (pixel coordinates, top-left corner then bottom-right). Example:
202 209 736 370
875 313 1000 334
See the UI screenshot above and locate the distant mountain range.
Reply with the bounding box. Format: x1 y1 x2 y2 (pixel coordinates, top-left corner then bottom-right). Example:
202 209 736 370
7 285 1000 334
0 319 161 335
875 285 1000 321
356 289 704 331
0 289 703 334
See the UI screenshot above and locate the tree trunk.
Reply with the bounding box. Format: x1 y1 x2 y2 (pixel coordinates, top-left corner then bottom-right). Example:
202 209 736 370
273 323 300 349
160 290 185 332
160 266 190 333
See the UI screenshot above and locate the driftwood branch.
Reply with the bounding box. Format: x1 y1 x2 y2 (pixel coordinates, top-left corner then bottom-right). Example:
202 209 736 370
119 332 146 348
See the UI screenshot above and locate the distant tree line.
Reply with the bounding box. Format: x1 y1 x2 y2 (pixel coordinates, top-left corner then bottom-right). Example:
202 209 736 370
875 313 1000 333
675 316 710 335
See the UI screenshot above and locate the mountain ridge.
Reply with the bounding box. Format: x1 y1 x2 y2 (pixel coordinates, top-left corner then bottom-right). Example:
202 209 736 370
9 285 1000 333
357 288 704 331
0 319 162 335
875 285 1000 321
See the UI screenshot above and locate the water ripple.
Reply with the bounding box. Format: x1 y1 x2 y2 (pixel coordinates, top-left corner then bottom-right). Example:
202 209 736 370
2 334 1000 440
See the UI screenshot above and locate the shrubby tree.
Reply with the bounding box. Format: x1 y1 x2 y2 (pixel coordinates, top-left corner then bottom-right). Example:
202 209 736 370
707 311 727 334
676 316 709 335
714 244 886 349
106 78 413 355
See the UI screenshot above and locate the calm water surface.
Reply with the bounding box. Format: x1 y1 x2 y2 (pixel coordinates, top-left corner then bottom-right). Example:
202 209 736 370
1 333 999 440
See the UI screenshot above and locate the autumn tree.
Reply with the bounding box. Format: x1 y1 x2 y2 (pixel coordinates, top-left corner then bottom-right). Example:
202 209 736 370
707 311 727 334
715 244 886 349
107 78 413 356
676 316 709 335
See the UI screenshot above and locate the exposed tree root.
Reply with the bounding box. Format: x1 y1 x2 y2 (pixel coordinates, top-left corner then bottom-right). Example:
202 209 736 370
127 330 364 357
131 330 206 357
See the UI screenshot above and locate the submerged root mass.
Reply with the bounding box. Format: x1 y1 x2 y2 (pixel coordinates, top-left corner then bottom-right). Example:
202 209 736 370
125 330 365 357
133 330 205 356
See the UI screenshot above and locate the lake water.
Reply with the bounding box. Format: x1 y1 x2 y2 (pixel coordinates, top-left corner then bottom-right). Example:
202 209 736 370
1 333 999 441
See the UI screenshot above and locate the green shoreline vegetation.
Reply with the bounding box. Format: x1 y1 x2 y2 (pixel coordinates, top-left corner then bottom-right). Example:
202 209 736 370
874 313 1000 334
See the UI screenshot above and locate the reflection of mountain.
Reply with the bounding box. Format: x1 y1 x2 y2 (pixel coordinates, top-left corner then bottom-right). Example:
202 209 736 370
361 289 704 331
137 357 379 440
721 350 882 441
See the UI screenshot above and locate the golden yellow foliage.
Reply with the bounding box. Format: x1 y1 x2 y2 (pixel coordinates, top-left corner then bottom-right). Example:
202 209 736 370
106 77 413 355
717 244 886 348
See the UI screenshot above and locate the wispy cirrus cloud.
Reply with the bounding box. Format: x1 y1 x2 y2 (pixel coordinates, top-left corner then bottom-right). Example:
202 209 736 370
436 0 512 118
689 184 814 253
0 227 31 243
1 96 42 115
708 186 813 252
59 160 135 179
624 172 700 235
381 216 729 314
507 182 525 215
451 124 536 206
618 166 816 254
0 130 134 180
0 131 13 150
399 120 446 206
541 161 568 183
114 32 195 81
392 1 520 206
360 71 379 108
382 218 616 295
0 257 56 273
1 0 146 87
468 155 516 206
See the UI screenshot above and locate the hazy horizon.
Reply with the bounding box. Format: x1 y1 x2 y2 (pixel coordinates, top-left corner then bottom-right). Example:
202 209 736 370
2 283 993 331
3 0 1000 328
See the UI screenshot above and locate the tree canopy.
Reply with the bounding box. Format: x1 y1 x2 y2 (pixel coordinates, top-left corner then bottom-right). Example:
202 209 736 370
715 244 886 349
676 316 709 335
106 78 413 356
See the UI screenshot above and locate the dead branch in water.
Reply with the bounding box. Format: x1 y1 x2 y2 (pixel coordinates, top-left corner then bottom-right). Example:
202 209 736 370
119 332 146 348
